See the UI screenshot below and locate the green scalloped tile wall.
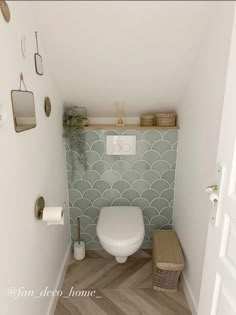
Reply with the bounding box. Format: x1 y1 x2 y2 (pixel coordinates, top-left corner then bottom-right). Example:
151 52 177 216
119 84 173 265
65 129 178 249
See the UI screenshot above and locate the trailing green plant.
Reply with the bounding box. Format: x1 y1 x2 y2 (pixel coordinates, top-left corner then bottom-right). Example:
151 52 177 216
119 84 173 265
63 107 88 171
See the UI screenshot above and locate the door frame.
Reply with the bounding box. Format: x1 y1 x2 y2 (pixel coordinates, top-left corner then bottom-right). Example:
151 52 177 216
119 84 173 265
198 4 236 314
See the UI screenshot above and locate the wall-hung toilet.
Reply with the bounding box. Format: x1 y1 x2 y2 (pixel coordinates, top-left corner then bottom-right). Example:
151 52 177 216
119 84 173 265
96 206 145 263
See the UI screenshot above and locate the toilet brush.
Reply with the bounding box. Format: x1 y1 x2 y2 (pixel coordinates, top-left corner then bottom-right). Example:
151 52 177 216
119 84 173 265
73 217 85 260
77 217 80 245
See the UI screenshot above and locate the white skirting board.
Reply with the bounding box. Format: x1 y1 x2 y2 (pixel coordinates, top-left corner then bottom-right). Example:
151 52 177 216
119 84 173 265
47 242 72 315
181 272 198 315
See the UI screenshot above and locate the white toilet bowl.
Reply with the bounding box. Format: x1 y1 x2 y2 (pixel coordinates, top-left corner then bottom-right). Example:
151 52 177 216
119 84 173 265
96 206 145 263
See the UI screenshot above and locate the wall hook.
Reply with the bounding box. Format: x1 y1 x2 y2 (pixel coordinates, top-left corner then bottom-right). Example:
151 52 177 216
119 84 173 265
19 73 28 91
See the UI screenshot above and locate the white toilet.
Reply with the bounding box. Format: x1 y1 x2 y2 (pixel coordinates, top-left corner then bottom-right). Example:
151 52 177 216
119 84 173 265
96 206 145 263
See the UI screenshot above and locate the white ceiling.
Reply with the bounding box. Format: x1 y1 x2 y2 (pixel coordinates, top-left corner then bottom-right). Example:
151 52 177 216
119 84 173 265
34 1 213 117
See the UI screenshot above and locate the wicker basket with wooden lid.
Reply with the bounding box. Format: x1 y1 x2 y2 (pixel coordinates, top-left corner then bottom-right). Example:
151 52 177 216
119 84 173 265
152 230 184 291
155 112 177 127
140 114 155 126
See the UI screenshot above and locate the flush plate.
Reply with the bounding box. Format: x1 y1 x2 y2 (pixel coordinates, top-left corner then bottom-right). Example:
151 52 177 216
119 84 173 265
106 135 136 155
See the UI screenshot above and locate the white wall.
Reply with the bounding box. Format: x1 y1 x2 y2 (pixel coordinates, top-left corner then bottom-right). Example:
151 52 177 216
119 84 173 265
173 2 234 313
0 2 70 315
34 1 212 117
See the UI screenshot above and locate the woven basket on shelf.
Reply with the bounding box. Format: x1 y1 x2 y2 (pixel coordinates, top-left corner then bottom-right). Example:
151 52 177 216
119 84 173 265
155 113 177 127
140 114 155 126
152 230 184 292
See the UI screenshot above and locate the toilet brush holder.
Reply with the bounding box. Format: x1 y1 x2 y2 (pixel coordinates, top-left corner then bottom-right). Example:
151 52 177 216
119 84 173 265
74 218 85 260
74 241 85 260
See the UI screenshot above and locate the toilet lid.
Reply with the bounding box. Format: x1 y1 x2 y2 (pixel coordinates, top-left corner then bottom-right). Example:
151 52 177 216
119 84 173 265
97 207 144 246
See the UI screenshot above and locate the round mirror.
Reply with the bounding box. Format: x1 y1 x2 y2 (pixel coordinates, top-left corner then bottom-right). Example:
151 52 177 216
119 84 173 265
44 97 51 117
0 0 10 23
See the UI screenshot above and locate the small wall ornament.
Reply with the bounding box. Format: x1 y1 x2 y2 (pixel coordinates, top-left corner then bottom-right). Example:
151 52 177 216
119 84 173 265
115 102 125 127
0 0 10 22
34 31 43 75
44 97 51 117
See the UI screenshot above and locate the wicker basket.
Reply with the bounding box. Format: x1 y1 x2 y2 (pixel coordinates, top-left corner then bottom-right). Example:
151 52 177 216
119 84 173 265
155 113 177 127
152 230 184 292
140 114 155 126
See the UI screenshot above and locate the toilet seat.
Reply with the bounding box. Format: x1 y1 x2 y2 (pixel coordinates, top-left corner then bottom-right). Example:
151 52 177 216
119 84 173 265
97 206 144 247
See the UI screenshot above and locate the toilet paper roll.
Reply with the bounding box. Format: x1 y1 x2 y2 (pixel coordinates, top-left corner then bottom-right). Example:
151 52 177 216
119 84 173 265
209 193 219 206
42 207 64 225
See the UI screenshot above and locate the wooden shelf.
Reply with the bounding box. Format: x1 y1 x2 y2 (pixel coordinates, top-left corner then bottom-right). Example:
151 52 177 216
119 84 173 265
84 124 178 131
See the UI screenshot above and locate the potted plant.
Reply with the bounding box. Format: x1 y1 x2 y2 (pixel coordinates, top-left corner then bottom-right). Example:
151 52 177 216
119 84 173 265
63 106 87 171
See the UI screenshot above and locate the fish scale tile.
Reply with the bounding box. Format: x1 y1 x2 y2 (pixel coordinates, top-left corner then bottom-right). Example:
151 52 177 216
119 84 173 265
65 129 178 249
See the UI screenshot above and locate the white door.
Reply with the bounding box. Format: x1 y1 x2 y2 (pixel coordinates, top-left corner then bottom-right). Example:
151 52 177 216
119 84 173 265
198 7 236 315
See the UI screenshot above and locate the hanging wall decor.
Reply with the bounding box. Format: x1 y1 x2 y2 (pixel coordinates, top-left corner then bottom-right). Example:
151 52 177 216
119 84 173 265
44 97 51 117
34 31 43 75
0 0 10 23
63 106 87 172
11 73 36 132
21 35 27 58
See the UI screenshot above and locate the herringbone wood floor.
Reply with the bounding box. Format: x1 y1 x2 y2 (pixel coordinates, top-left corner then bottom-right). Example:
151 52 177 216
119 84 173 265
55 250 191 315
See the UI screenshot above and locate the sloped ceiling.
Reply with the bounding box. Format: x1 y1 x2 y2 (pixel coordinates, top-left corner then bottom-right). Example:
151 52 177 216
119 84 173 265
34 1 212 117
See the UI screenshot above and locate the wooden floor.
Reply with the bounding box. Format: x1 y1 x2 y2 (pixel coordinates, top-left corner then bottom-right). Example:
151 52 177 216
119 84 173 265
55 250 191 315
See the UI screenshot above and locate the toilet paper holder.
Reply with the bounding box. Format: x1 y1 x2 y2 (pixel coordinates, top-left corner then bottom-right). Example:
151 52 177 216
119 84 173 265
35 197 65 220
35 196 45 220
